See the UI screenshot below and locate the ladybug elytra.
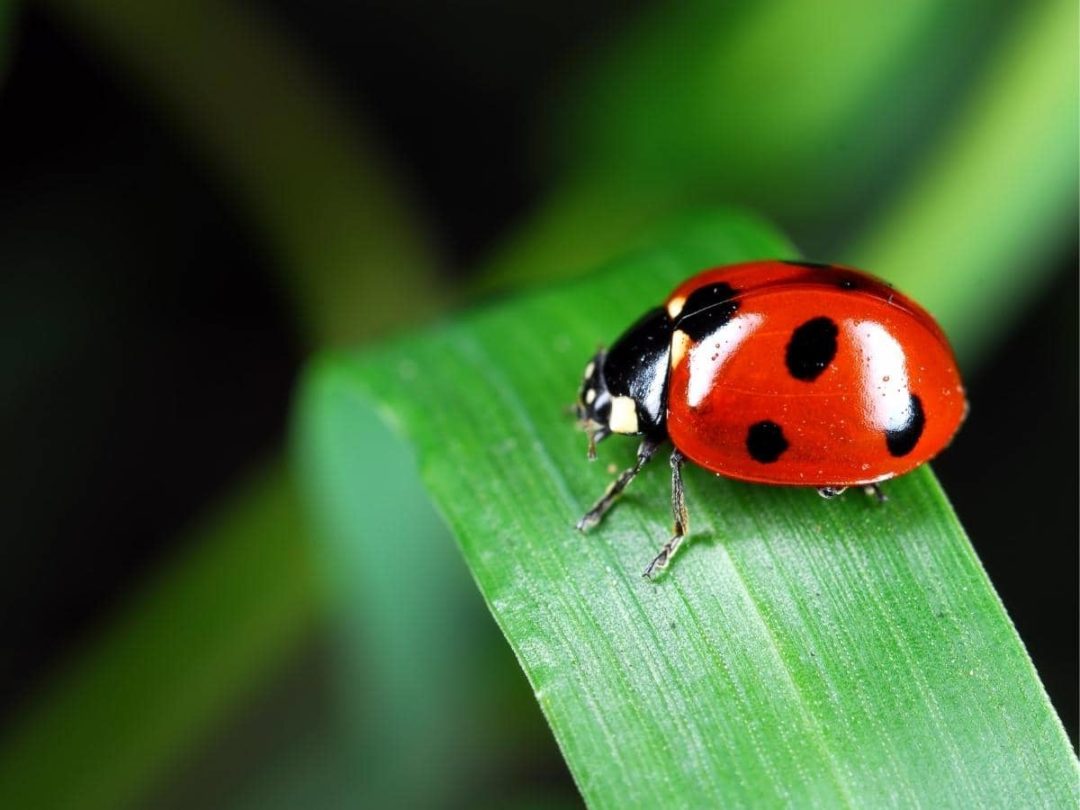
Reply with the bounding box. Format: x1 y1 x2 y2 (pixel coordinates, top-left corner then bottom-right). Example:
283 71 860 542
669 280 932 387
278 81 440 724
574 260 967 577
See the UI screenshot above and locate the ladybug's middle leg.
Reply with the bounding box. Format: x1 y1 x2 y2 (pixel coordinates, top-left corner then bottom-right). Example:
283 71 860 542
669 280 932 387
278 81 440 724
576 438 661 532
643 449 688 578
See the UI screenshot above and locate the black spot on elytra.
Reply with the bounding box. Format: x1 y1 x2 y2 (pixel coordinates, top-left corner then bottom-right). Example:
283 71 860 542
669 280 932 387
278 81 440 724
676 282 740 340
786 317 839 381
746 420 789 463
781 260 834 270
886 393 925 457
837 278 858 290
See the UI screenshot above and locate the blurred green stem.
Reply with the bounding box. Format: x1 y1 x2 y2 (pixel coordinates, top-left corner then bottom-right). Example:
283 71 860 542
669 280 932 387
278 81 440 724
39 0 446 345
848 0 1078 363
473 177 673 293
479 1 1005 291
0 462 316 810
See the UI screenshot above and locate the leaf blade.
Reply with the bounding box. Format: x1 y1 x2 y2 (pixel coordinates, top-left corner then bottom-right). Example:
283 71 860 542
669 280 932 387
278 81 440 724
299 214 1076 807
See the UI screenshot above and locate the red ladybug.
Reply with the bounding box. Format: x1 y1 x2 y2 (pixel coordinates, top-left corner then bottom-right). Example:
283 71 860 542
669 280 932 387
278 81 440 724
574 260 967 577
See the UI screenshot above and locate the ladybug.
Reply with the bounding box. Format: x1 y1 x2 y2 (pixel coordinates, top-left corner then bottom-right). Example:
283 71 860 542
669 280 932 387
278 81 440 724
573 260 967 577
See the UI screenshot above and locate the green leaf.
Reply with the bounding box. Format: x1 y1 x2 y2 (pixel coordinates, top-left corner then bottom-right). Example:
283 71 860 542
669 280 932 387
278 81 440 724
297 213 1076 806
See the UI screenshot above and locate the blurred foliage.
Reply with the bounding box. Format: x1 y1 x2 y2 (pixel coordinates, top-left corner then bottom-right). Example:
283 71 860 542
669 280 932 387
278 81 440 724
850 0 1078 363
0 462 316 810
0 0 1075 807
553 3 984 202
41 0 448 346
481 1 1016 288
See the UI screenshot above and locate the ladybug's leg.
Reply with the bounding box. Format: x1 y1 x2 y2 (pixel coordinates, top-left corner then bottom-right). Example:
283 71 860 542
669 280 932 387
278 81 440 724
817 486 848 499
576 438 661 532
863 483 888 503
818 484 888 502
643 449 688 578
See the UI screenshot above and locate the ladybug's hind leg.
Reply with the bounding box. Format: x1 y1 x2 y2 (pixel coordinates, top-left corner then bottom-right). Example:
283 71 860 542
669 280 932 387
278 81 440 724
643 449 689 578
576 438 661 532
863 482 888 503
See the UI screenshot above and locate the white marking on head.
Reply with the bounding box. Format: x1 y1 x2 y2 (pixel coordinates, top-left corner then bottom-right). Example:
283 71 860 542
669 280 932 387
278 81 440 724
608 396 639 434
671 330 691 367
584 361 595 379
667 296 686 319
585 388 596 405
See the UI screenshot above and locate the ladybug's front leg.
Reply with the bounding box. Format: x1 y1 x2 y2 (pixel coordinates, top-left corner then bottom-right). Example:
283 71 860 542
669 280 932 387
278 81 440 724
643 449 689 578
576 438 661 532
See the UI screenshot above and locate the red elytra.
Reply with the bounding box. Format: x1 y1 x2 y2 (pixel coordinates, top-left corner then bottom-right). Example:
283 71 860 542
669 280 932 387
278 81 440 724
664 261 966 485
574 260 967 577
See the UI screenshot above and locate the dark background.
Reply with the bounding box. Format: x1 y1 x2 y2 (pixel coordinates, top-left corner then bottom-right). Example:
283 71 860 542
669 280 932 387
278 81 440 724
1 1 1075 803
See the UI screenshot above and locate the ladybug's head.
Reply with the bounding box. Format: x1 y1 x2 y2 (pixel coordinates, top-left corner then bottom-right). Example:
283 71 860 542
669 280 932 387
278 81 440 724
575 349 613 458
575 307 673 458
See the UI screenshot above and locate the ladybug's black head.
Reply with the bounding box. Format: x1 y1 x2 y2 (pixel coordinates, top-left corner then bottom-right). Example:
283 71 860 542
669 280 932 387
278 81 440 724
575 349 613 458
575 307 673 458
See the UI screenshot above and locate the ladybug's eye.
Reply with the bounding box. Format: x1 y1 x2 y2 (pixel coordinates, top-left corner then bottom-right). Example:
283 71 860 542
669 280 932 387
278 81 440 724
577 352 610 418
